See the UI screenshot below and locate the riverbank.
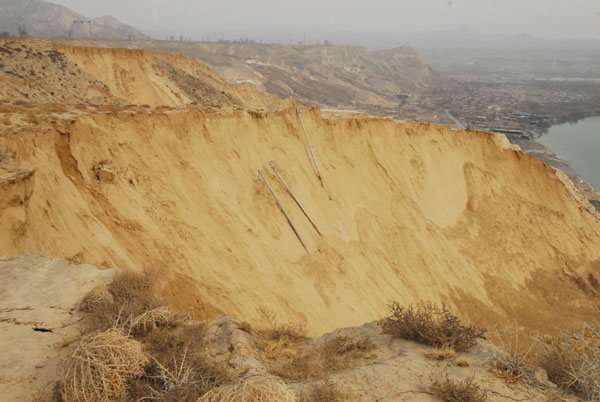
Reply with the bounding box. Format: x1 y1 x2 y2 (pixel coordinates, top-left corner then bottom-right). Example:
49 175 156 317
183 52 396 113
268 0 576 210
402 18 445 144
508 129 600 211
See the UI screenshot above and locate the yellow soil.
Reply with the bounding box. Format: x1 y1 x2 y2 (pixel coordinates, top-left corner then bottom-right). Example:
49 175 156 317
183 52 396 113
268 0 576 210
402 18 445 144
0 39 290 110
2 106 600 336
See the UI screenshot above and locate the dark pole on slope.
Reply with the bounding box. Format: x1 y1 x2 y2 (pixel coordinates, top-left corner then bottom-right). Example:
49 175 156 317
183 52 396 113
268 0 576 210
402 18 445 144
270 161 322 236
258 169 309 253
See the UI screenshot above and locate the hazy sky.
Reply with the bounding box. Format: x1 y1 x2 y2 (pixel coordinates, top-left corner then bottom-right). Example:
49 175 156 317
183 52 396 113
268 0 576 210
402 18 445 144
50 0 600 41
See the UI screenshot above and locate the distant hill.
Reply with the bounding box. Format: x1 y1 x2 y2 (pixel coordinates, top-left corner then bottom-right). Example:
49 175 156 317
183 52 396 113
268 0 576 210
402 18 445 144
90 40 456 117
0 0 148 39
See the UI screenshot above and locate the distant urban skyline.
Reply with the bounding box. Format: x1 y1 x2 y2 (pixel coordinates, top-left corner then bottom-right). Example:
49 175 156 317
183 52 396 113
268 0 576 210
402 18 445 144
50 0 600 42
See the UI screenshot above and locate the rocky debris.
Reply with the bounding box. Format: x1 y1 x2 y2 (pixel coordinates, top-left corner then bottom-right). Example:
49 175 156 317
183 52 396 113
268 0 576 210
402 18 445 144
0 255 114 400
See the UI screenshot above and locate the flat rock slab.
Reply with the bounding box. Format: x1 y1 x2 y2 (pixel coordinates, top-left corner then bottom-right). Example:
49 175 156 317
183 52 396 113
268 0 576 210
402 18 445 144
0 255 114 401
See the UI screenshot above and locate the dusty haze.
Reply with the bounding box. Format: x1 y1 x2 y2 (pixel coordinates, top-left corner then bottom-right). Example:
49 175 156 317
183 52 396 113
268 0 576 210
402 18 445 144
48 0 600 41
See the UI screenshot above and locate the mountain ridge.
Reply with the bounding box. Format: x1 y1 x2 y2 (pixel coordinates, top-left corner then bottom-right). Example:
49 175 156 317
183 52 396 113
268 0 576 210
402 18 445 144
0 0 148 39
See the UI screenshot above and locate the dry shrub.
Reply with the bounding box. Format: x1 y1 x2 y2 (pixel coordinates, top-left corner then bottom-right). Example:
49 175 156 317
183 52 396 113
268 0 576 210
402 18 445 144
62 328 148 402
197 374 297 402
70 271 232 401
267 335 376 380
300 380 351 402
137 349 220 401
248 314 375 380
430 376 487 402
488 325 537 385
81 270 161 331
321 335 376 368
130 307 176 334
249 322 309 380
252 322 308 360
79 284 113 313
538 324 600 400
132 323 228 401
381 302 485 352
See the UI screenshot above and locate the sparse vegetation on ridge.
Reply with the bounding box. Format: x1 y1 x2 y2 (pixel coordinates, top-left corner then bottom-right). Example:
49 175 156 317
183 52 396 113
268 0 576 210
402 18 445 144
244 317 376 380
429 376 488 402
382 302 486 352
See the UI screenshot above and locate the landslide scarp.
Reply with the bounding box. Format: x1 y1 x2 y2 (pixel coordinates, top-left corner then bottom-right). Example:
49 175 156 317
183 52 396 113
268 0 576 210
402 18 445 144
1 104 600 337
1 39 599 340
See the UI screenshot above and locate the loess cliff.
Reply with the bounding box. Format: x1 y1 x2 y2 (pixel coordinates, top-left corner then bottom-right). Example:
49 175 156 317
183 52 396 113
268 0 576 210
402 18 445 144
1 104 600 336
1 39 600 338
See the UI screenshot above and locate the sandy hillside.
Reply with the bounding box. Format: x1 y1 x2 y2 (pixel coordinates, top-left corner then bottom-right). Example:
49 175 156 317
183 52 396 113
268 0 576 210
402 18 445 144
1 39 600 339
2 100 600 337
0 39 289 110
61 39 456 122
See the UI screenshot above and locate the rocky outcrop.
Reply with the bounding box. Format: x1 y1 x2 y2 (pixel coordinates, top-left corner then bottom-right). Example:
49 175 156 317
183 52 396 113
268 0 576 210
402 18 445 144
0 255 114 400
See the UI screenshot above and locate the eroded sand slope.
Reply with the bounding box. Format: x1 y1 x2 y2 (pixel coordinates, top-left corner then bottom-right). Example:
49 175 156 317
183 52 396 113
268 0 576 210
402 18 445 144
2 105 600 335
0 39 289 110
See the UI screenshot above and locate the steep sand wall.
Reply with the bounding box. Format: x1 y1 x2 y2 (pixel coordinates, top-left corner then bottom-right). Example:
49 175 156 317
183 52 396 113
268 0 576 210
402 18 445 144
1 107 600 335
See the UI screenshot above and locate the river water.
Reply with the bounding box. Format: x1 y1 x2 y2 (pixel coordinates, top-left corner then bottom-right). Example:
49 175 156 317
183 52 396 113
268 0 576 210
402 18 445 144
538 116 600 191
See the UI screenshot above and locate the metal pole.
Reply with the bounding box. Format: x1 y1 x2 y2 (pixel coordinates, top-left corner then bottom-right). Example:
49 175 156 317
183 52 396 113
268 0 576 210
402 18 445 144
296 107 325 188
270 161 322 236
258 170 309 253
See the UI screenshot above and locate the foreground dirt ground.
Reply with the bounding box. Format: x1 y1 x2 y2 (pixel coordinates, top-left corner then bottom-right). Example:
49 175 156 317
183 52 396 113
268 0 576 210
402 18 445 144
0 256 114 401
0 257 576 401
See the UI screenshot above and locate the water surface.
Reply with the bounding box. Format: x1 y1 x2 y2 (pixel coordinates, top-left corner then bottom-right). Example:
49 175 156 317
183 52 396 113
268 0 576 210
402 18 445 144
538 116 600 190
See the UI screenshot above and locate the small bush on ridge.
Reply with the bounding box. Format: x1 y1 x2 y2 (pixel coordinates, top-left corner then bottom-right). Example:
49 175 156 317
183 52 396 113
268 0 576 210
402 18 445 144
382 302 485 352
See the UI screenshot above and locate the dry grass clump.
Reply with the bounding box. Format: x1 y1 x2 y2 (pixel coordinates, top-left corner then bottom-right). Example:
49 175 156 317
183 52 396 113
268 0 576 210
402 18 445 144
244 315 375 381
135 324 228 401
79 284 113 313
60 270 229 401
382 302 485 352
62 328 148 402
251 322 308 361
130 307 176 334
267 334 376 380
81 270 162 331
488 325 538 385
429 376 487 402
300 380 352 402
538 324 600 400
197 374 297 402
321 335 376 368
